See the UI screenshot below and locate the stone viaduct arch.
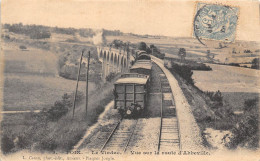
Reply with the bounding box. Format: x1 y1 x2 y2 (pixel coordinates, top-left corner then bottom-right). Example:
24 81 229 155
97 46 133 80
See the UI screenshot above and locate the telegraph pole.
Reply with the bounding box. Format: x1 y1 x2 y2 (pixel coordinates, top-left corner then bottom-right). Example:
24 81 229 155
86 51 90 115
72 50 85 119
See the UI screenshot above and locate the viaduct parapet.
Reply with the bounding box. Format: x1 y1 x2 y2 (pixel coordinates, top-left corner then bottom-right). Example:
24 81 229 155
97 46 134 80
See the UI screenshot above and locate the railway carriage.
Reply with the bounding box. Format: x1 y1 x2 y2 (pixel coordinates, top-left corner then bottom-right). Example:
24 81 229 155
134 50 147 59
113 50 152 117
130 60 152 76
114 73 150 117
136 53 151 61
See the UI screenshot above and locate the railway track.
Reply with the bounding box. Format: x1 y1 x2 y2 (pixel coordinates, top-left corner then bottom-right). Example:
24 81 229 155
100 118 139 153
156 66 181 151
79 62 181 152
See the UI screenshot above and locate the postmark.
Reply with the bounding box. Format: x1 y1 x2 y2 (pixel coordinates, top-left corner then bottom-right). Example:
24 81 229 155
193 2 239 45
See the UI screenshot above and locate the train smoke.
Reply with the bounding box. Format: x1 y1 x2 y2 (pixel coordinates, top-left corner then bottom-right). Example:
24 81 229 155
93 31 107 45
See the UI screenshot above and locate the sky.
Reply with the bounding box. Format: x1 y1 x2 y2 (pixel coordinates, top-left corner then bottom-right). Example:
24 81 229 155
1 0 260 41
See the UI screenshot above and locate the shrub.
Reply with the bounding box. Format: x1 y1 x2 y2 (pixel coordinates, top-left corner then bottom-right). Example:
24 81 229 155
205 90 223 105
167 58 212 71
228 98 258 149
178 48 186 61
169 63 194 85
4 34 10 39
191 63 212 71
229 63 240 67
57 54 68 71
29 31 51 39
251 58 259 69
46 92 83 121
19 45 27 50
150 44 165 59
39 138 57 151
244 98 258 111
244 49 252 53
65 38 79 43
53 27 76 35
106 72 116 82
111 39 124 49
16 134 31 149
1 134 15 154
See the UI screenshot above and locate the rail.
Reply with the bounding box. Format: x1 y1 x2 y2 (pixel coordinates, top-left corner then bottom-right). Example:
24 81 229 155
123 119 138 152
155 63 181 152
157 73 163 151
100 118 138 153
100 119 122 152
152 56 204 150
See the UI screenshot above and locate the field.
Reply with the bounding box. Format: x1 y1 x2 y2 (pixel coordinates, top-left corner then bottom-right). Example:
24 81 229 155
192 63 260 93
107 35 260 64
3 48 95 111
1 42 98 153
192 63 259 112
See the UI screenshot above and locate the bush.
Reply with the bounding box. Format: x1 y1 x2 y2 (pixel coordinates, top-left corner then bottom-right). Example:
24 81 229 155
53 27 76 35
46 92 83 121
39 138 57 151
16 134 31 149
57 54 67 71
229 63 240 67
244 49 252 53
65 38 79 43
150 44 165 59
228 98 258 149
29 31 51 39
191 63 212 71
205 90 223 106
1 134 15 154
19 45 27 50
169 63 194 85
251 58 259 69
106 72 116 82
167 58 212 71
244 98 258 111
4 34 10 39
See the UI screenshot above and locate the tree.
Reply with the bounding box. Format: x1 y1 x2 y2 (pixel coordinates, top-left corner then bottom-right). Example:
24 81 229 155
206 50 214 62
112 39 123 49
251 58 259 69
178 48 186 62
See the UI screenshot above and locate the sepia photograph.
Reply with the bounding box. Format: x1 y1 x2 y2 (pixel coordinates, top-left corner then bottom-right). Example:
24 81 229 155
0 0 259 160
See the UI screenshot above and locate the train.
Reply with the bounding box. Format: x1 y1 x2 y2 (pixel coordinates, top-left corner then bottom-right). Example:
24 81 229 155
113 51 152 117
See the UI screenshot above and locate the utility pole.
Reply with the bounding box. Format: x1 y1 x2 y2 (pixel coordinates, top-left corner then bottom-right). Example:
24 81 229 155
126 43 129 69
72 50 85 119
86 51 90 115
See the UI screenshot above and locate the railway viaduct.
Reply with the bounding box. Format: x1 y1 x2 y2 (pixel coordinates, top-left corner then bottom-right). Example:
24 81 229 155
97 46 134 80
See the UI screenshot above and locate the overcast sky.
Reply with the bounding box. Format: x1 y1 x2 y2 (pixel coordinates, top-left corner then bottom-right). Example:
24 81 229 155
1 0 260 41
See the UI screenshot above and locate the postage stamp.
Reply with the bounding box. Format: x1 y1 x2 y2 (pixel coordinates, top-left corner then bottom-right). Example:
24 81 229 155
193 2 239 43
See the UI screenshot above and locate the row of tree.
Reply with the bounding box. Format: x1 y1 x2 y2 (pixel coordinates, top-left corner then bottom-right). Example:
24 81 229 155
3 23 123 39
4 23 51 39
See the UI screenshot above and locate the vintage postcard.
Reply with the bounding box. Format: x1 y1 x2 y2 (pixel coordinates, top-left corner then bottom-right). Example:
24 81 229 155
0 0 259 161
